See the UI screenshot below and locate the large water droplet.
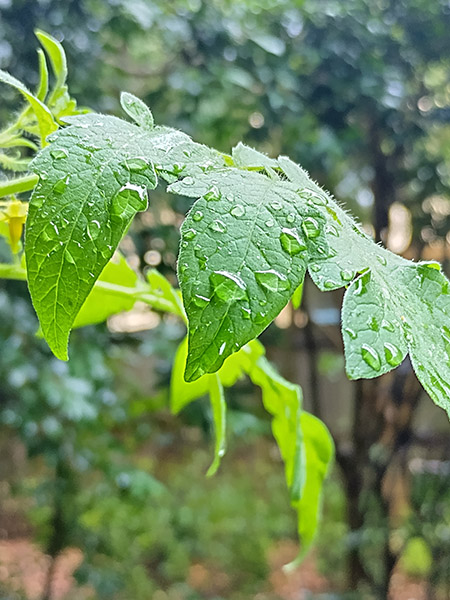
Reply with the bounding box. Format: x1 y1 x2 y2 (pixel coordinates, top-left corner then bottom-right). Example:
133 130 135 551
193 294 210 308
383 342 403 367
230 204 245 217
340 270 354 282
184 229 197 240
50 148 68 160
123 157 149 172
192 210 204 222
280 228 307 256
209 219 227 233
111 183 148 215
353 272 371 296
361 344 381 371
87 220 101 240
301 217 320 239
255 270 290 292
204 186 221 201
53 176 69 194
210 271 247 302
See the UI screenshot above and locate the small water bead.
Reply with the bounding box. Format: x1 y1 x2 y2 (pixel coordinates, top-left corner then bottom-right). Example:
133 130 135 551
376 254 387 266
344 327 357 340
192 210 204 222
184 229 197 240
301 217 321 239
287 212 295 224
179 263 188 275
241 307 251 319
219 342 227 356
64 249 75 264
381 319 395 332
210 270 247 302
53 177 69 194
255 270 290 293
182 176 195 186
230 204 245 217
209 219 227 233
353 271 371 296
50 148 68 160
306 190 327 206
193 294 210 308
361 344 381 371
326 224 339 237
309 264 320 273
111 183 148 215
442 326 450 356
323 280 336 289
280 228 307 256
270 201 282 211
254 311 267 324
340 270 354 282
203 186 221 201
383 342 403 367
265 219 274 228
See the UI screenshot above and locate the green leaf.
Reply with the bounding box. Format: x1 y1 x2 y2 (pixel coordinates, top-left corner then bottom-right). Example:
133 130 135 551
26 113 223 360
206 374 226 477
291 282 304 309
145 269 185 320
35 30 67 100
73 253 139 328
120 92 154 129
171 169 328 381
36 48 49 101
277 157 450 417
293 412 334 557
0 69 58 145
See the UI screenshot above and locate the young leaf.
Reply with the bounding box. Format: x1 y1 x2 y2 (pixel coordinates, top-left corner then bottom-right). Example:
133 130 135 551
171 169 328 381
120 92 154 129
36 48 49 101
206 374 226 477
35 30 67 101
0 69 58 145
26 113 223 360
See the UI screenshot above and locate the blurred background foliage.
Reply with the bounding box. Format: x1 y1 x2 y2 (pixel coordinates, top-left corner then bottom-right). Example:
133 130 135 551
0 0 450 598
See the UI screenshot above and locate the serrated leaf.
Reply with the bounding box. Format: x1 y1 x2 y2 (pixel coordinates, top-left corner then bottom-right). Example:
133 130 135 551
0 69 57 145
277 156 450 416
171 169 328 381
120 92 154 129
26 113 223 360
232 142 278 169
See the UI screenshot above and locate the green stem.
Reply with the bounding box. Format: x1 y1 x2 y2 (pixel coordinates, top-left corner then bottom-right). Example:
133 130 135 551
0 173 39 198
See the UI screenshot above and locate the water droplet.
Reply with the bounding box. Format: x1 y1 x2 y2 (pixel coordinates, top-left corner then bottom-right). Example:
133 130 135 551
340 270 354 282
184 229 197 240
53 176 69 194
182 176 194 186
219 342 226 356
111 183 148 216
254 311 267 324
179 263 188 275
241 307 251 319
64 249 75 264
326 224 339 237
230 204 245 217
280 228 307 256
87 220 101 240
344 327 357 340
306 190 327 206
353 272 371 296
383 342 403 367
255 270 290 292
377 320 393 334
376 254 387 266
310 264 320 273
204 186 220 201
287 212 295 224
323 280 335 289
209 219 227 233
368 317 379 331
441 326 450 356
193 294 210 308
50 148 68 160
270 201 282 211
192 210 204 222
50 221 59 235
210 271 247 302
123 157 149 172
361 344 381 371
265 219 274 228
301 217 320 239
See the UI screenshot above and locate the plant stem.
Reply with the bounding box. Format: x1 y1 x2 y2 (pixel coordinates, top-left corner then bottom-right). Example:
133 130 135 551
0 173 39 198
